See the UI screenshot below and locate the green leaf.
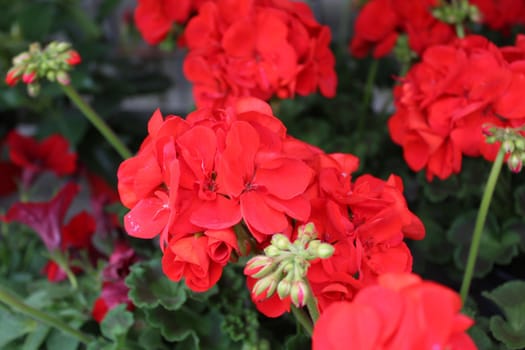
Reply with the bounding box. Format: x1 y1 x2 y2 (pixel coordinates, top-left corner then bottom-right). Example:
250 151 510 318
45 329 79 350
0 310 34 348
285 334 310 350
138 327 169 350
448 212 520 276
144 307 203 344
22 324 50 350
483 280 525 349
125 258 187 310
100 304 134 341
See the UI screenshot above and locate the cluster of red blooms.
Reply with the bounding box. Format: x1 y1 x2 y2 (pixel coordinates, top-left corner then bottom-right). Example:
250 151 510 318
117 97 425 315
133 0 336 108
183 0 336 108
312 273 476 350
470 0 525 32
389 35 525 180
349 0 456 58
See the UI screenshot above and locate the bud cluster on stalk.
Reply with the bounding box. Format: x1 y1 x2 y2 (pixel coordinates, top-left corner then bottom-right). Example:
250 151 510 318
5 41 82 96
244 223 334 308
432 0 481 25
484 125 525 173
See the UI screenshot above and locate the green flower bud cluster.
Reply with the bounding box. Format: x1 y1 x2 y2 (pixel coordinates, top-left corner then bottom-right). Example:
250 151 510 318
244 223 334 308
6 41 81 97
432 0 480 25
484 124 525 173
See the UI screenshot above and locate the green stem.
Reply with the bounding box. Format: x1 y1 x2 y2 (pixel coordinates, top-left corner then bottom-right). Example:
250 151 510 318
0 286 93 344
356 59 379 138
459 147 505 303
49 250 78 290
304 279 320 323
61 84 132 159
291 306 313 336
455 24 465 39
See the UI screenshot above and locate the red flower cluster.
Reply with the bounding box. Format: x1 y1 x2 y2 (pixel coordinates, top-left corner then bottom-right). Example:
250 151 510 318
312 273 476 350
350 0 456 58
183 0 336 108
134 0 207 45
389 35 525 180
470 0 525 33
249 168 425 317
118 98 314 291
118 98 425 317
92 242 138 322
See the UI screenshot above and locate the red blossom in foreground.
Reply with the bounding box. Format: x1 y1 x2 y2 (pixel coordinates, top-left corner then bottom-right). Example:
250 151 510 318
183 0 337 107
349 0 456 58
389 35 525 180
92 242 139 322
312 273 477 350
6 131 77 187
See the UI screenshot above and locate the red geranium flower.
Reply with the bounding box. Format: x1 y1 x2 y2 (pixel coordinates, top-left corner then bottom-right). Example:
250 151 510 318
312 273 477 350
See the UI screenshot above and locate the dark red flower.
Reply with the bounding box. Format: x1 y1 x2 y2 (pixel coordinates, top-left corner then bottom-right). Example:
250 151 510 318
5 182 79 251
6 131 77 187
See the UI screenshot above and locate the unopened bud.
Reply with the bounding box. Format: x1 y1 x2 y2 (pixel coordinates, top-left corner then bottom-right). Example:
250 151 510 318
264 245 281 258
317 243 335 259
46 71 56 82
27 83 40 97
271 234 290 250
12 52 30 66
244 256 275 279
253 275 278 298
277 279 292 299
66 50 82 65
290 280 309 307
298 222 317 239
56 71 70 85
503 140 515 153
22 71 36 84
515 138 525 151
508 153 523 173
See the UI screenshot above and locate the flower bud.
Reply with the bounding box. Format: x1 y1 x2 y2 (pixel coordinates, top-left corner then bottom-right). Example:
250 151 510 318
503 140 515 153
290 280 309 307
264 245 281 258
66 50 82 65
277 279 292 299
298 222 317 239
508 153 523 173
27 83 40 97
5 68 20 86
12 52 30 66
244 256 275 279
317 243 335 259
56 71 70 85
515 138 525 152
46 71 56 82
22 71 36 84
253 274 277 298
271 234 290 250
